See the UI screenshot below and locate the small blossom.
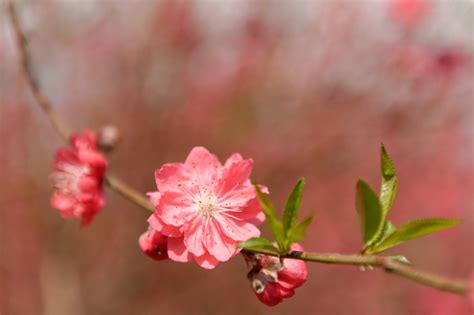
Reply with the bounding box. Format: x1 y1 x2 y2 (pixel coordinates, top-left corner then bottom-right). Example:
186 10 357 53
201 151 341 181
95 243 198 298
147 146 266 269
50 129 107 226
247 243 308 306
139 228 168 261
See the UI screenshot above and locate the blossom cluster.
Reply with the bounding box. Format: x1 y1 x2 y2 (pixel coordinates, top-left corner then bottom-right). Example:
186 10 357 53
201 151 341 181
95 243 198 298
49 143 306 306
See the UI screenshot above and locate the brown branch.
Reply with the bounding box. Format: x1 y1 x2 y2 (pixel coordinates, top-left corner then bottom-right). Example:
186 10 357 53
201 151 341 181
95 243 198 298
6 0 470 298
6 0 154 213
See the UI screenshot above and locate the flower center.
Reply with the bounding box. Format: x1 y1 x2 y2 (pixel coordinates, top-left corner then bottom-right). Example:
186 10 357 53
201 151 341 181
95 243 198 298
195 189 219 219
52 163 90 196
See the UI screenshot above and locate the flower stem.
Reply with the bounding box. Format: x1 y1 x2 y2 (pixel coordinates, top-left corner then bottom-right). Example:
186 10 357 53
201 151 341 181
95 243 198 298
6 0 469 298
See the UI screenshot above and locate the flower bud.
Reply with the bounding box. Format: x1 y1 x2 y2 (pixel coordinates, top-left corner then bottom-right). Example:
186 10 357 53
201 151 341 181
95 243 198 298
97 125 120 152
247 243 308 306
139 228 168 261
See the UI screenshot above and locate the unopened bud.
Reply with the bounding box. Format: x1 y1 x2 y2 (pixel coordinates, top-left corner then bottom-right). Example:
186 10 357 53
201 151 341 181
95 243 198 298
97 125 120 152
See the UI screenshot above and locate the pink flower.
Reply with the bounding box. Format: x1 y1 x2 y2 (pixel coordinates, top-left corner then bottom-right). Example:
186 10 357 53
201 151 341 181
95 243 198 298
147 146 265 269
248 243 308 306
139 228 168 261
50 129 107 226
389 0 429 29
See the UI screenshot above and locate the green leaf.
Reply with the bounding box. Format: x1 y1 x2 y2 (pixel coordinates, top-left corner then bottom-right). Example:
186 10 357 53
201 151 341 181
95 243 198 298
373 218 461 253
283 178 305 235
365 221 396 254
255 186 285 250
356 180 384 248
287 215 314 245
237 237 280 255
380 144 398 215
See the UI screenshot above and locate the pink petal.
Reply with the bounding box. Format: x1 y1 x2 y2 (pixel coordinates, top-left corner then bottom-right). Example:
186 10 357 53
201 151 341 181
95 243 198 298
158 191 195 227
154 163 193 193
223 153 243 168
77 149 107 174
78 176 100 194
205 219 236 262
50 192 74 212
231 197 265 226
278 243 308 289
146 191 161 207
218 159 253 194
215 215 260 241
184 146 221 185
194 252 220 269
167 236 192 262
54 148 79 167
217 185 256 209
256 282 283 306
184 216 206 256
148 214 182 237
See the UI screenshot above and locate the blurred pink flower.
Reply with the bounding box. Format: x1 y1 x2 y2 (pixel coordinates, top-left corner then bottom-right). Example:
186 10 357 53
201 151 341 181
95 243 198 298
50 129 107 226
147 147 265 269
390 0 429 28
139 228 168 261
250 243 308 306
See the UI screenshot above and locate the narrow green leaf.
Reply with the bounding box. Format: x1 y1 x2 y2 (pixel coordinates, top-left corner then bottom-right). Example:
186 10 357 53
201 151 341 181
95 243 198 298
356 180 384 248
287 215 313 245
365 220 397 253
283 178 305 235
237 237 279 255
255 186 285 250
373 218 462 252
380 144 398 215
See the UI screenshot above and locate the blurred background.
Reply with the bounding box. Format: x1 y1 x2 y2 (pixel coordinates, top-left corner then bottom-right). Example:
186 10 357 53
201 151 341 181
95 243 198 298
0 0 473 314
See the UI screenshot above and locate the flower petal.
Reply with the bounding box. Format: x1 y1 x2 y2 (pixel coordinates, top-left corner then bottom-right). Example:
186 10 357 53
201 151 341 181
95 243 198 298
215 215 260 241
185 146 221 185
147 191 161 207
184 216 206 256
205 219 236 262
158 191 195 227
231 197 265 226
218 159 253 194
148 213 182 237
194 252 220 269
223 153 243 168
154 163 193 194
167 236 192 262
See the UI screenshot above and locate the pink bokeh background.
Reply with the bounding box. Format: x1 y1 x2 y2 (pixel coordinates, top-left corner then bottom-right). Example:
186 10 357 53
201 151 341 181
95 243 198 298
1 0 472 314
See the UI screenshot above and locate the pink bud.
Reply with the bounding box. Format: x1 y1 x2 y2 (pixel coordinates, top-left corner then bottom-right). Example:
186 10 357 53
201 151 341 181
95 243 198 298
139 228 168 261
248 243 308 306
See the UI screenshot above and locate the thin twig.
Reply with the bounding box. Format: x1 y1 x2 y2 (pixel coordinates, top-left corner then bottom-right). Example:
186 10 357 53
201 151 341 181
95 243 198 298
6 0 154 213
6 0 469 297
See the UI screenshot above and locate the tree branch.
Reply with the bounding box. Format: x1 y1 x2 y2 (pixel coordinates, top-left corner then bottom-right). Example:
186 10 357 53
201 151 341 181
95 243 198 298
242 249 468 295
6 0 469 298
